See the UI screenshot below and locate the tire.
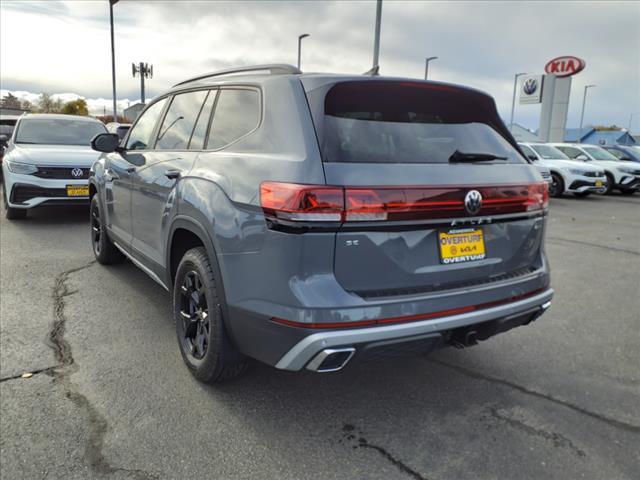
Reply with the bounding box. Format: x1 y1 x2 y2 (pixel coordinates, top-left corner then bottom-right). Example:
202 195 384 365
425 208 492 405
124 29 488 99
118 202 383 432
3 182 27 220
173 247 248 383
620 189 636 195
573 191 591 198
548 173 564 198
90 195 124 264
604 173 614 195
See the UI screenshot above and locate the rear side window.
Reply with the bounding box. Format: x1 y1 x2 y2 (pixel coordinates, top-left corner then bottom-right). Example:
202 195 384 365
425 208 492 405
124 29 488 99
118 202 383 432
126 98 168 150
207 89 260 150
322 81 524 164
156 90 209 150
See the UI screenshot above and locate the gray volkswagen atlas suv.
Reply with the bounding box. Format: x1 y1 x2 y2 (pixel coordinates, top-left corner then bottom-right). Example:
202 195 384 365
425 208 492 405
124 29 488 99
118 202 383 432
89 65 553 382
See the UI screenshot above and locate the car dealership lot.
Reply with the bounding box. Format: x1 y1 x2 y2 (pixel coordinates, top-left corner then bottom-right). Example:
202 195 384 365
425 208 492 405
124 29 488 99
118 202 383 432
1 194 639 479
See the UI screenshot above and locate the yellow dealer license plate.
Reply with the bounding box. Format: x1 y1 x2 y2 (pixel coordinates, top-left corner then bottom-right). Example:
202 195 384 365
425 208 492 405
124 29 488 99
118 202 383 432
439 228 486 264
595 180 603 187
66 185 89 197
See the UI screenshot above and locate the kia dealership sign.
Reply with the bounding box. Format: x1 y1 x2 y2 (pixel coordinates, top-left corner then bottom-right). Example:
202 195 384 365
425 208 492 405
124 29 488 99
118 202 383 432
544 56 585 77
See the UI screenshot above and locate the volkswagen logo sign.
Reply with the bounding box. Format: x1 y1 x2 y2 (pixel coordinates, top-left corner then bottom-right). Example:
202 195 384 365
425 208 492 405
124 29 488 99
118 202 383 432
523 78 538 95
71 168 83 178
464 190 483 215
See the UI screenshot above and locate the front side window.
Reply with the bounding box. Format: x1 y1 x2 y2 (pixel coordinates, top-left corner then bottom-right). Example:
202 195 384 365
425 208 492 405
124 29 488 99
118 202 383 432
155 90 209 150
126 98 168 150
322 81 525 164
530 144 570 160
15 119 106 146
556 146 583 159
207 89 260 150
583 146 620 162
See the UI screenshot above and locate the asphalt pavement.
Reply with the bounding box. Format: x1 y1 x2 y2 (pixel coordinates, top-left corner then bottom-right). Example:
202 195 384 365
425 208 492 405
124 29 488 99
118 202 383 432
1 193 639 480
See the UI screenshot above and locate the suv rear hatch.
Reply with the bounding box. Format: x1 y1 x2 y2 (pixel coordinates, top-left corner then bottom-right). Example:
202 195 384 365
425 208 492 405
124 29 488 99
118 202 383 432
301 79 547 298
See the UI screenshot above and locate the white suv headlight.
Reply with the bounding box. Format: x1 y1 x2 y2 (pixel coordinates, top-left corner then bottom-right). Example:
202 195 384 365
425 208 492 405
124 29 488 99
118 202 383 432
5 160 38 175
568 168 587 175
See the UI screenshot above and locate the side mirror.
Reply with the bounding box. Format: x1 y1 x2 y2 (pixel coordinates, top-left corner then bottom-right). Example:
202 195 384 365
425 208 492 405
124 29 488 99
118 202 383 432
576 154 589 161
91 133 121 153
527 154 537 161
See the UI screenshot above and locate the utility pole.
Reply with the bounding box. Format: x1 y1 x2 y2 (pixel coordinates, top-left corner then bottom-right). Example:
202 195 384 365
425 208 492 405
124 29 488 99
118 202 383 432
628 113 639 145
109 0 119 120
579 84 596 138
372 0 382 71
132 62 153 105
297 34 309 70
509 72 527 132
424 56 438 80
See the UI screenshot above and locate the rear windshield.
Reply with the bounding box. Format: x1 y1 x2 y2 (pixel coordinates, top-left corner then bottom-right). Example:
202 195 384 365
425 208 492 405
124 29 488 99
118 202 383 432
322 81 524 164
16 118 107 146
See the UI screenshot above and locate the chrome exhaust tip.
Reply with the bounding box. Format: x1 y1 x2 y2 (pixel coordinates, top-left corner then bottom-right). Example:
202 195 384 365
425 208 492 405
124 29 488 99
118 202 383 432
306 348 356 373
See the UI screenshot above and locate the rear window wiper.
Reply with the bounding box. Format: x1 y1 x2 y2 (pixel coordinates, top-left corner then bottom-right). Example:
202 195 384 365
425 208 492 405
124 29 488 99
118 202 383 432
449 150 508 163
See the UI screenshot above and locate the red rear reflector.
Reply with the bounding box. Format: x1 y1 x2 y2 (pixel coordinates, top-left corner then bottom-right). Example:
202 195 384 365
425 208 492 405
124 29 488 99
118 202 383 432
260 182 548 223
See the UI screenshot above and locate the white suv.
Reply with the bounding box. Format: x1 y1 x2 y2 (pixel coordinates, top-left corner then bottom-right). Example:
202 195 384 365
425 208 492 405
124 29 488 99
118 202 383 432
551 143 640 195
519 143 606 197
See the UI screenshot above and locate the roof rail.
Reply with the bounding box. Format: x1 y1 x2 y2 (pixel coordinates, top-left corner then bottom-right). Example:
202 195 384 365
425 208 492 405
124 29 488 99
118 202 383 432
173 64 302 87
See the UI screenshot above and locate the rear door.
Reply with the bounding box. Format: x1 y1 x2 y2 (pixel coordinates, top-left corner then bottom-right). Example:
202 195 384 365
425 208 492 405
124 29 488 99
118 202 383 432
305 80 547 296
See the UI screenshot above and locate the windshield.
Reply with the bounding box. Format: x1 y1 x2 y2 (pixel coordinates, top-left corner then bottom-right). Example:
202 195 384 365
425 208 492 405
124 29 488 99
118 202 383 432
322 81 524 164
583 146 620 161
530 144 570 160
15 118 106 146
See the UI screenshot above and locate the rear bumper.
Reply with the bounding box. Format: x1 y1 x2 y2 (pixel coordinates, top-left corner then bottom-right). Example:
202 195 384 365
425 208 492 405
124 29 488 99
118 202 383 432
274 288 553 370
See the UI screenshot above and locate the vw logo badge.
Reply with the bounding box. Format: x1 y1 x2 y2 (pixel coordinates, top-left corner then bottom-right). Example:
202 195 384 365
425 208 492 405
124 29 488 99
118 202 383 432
464 190 483 215
71 168 83 178
523 78 538 95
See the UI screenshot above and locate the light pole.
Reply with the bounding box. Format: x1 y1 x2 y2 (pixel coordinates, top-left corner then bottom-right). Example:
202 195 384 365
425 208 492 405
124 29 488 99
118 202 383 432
372 0 382 71
297 34 309 70
424 56 438 80
109 0 119 121
628 113 639 145
509 72 527 132
579 84 596 138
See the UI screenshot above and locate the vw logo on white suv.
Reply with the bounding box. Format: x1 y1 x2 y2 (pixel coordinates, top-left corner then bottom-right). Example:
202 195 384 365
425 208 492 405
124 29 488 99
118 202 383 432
71 168 83 178
464 190 483 215
523 78 538 95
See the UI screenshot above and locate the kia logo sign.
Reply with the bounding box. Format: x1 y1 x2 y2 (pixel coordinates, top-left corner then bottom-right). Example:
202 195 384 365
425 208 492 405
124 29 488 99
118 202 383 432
544 56 585 77
523 78 538 95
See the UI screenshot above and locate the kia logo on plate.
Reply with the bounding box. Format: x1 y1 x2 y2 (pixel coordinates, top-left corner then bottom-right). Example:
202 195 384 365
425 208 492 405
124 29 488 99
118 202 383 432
523 78 538 95
71 168 83 178
464 190 482 215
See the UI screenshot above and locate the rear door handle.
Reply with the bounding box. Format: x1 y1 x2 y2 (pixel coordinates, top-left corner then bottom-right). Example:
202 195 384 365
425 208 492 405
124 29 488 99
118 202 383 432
164 169 181 180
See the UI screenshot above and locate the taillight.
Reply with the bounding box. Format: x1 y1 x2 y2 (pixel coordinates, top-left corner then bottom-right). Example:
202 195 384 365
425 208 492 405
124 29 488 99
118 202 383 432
260 182 548 223
260 182 344 222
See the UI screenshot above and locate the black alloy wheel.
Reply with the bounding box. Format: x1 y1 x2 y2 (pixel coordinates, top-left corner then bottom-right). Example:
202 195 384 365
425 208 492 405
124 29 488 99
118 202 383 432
91 200 102 256
179 271 210 361
548 173 563 198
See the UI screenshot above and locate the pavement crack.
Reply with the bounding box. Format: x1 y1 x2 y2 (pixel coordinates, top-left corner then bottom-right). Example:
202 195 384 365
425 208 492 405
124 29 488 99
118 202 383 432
340 424 431 480
427 358 640 434
547 236 640 256
47 261 158 480
487 406 586 457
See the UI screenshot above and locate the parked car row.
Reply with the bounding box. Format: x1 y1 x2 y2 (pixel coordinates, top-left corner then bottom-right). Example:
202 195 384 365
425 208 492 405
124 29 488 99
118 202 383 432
519 142 640 197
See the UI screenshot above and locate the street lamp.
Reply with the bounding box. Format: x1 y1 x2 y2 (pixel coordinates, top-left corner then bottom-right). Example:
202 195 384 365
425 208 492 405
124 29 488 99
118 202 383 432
297 34 309 70
109 0 119 121
627 112 639 145
424 56 438 80
509 72 527 133
372 0 382 71
579 84 596 137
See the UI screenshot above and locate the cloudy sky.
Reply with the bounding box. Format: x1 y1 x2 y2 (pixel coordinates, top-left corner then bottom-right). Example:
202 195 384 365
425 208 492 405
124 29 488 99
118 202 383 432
1 0 639 130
